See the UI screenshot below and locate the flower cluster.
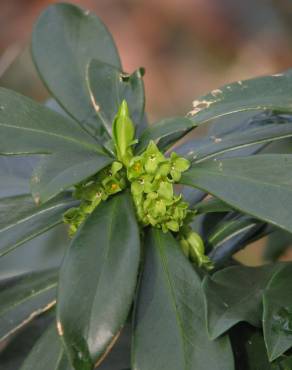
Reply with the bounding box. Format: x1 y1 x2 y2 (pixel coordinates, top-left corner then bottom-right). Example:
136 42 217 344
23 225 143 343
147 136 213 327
63 100 213 269
63 161 126 236
127 141 192 233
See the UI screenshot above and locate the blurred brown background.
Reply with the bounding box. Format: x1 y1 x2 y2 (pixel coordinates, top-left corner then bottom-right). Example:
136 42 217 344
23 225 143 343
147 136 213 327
1 0 292 265
1 0 292 121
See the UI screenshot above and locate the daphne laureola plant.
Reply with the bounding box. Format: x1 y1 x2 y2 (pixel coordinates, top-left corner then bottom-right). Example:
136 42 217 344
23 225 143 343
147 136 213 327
2 3 292 370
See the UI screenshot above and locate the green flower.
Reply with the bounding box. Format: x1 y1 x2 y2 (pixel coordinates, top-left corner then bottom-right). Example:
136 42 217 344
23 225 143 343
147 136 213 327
112 100 135 166
111 161 123 176
169 152 190 181
157 181 173 200
127 156 145 180
143 141 165 174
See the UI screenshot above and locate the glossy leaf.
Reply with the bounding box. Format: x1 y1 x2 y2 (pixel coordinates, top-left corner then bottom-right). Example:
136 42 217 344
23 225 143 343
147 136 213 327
207 215 259 249
0 311 53 370
0 193 76 257
132 228 234 370
87 59 145 134
30 150 113 203
0 88 100 154
203 264 283 339
0 269 57 342
20 324 72 370
175 114 292 164
136 116 196 153
194 198 232 214
194 120 292 163
263 263 292 361
211 227 268 266
187 70 292 126
0 156 37 197
174 111 266 160
32 3 121 136
180 155 292 234
57 192 140 369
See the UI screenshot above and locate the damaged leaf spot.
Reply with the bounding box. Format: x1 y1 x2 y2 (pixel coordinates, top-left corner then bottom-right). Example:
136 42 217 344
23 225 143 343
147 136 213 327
211 89 222 97
57 321 64 336
189 100 214 116
89 90 100 113
210 136 222 143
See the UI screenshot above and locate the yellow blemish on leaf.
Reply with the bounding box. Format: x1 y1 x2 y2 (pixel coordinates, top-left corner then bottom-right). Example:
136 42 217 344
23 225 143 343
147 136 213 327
211 89 222 97
34 194 41 205
57 321 64 336
211 136 222 143
89 89 100 113
188 100 213 116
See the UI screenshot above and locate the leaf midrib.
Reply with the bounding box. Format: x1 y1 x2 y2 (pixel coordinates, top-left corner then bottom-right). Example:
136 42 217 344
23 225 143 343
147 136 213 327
156 232 189 370
0 122 101 153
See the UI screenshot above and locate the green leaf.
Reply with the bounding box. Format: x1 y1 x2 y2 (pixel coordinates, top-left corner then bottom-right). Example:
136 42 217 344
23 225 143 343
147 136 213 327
230 325 274 370
20 324 72 370
30 150 113 203
0 88 100 155
136 117 196 153
175 111 267 160
31 3 121 136
0 157 35 197
57 192 140 369
263 263 292 361
273 357 292 369
0 193 76 257
192 119 292 163
0 310 53 370
203 264 281 340
187 70 292 126
132 228 234 370
87 60 145 134
0 269 57 342
180 155 292 234
207 215 259 249
194 198 232 214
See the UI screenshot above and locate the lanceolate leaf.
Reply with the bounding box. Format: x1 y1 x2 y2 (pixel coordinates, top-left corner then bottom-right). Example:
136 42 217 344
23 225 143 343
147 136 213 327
207 215 259 249
203 264 282 340
187 70 292 126
132 228 234 370
87 59 145 134
208 223 267 266
57 192 140 369
136 116 196 153
32 3 121 136
174 111 267 160
180 155 292 234
0 269 57 342
192 120 292 163
175 113 292 163
194 198 232 215
0 88 100 155
263 263 292 361
30 150 113 203
0 157 36 197
0 193 77 257
20 324 72 370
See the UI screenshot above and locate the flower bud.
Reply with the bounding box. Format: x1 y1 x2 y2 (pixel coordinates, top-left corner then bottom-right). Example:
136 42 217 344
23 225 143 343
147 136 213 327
112 100 135 166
